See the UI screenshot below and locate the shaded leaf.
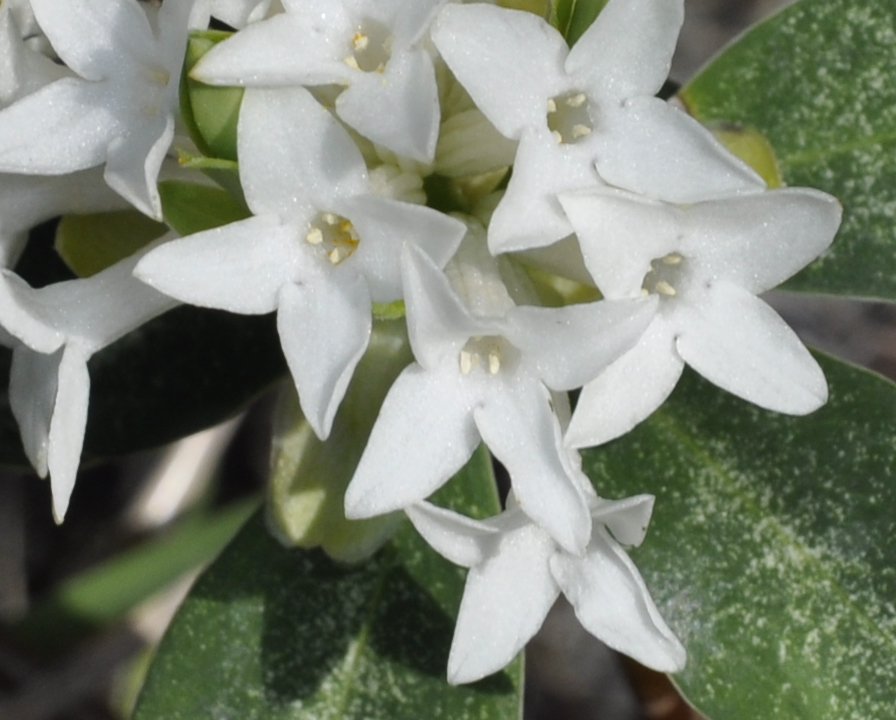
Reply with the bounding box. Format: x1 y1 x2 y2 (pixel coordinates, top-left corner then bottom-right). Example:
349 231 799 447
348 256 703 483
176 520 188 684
583 354 896 719
681 1 896 300
134 446 523 719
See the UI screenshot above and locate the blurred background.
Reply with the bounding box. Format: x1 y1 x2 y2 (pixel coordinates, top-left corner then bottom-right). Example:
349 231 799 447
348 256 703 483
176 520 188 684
6 1 889 718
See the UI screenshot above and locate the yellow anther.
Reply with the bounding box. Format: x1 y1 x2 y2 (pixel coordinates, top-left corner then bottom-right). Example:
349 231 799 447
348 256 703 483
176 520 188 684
328 248 343 264
343 55 360 70
566 92 587 108
306 227 323 245
488 351 501 375
352 33 369 51
322 212 339 225
655 280 677 296
662 253 684 265
551 130 563 144
460 350 474 375
547 98 557 113
571 124 592 139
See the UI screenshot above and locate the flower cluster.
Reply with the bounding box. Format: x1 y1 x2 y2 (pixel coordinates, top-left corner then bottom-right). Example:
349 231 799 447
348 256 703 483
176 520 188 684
0 0 841 683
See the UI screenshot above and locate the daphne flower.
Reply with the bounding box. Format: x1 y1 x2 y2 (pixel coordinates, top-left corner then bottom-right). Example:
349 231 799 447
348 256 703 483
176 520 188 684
406 490 685 684
560 186 842 448
0 245 178 522
135 86 465 440
431 0 765 252
344 238 657 553
191 0 445 162
0 0 195 218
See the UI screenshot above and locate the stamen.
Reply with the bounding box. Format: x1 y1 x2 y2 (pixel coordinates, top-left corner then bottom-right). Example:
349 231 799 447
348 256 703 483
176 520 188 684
306 227 323 245
662 253 683 265
304 212 360 265
460 350 474 375
352 33 369 51
343 55 360 70
546 89 595 145
655 281 677 297
488 351 501 375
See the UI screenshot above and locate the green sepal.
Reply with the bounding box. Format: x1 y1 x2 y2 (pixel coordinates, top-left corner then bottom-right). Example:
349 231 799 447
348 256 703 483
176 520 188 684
180 30 243 162
583 353 896 720
55 210 168 277
158 180 251 236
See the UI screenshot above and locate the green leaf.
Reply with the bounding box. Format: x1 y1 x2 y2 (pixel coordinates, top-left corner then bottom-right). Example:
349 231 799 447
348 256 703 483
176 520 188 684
133 446 523 719
55 210 168 277
158 180 250 236
83 307 287 457
680 1 896 300
12 498 257 649
582 354 896 719
553 0 609 45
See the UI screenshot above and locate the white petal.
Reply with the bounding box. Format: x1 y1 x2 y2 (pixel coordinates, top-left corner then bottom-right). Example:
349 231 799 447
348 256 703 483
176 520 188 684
590 494 655 547
30 0 154 80
0 79 117 175
596 97 765 202
567 0 682 99
675 281 827 414
448 522 559 684
505 296 658 390
551 527 686 672
192 13 350 86
401 244 484 371
9 345 59 477
344 363 480 518
405 501 498 568
134 216 302 314
378 0 445 45
336 48 439 162
685 188 842 294
432 4 567 139
277 275 371 440
46 343 92 523
475 376 591 554
566 319 683 448
104 113 173 219
0 271 64 352
337 196 464 303
559 187 681 298
489 130 602 253
238 87 367 217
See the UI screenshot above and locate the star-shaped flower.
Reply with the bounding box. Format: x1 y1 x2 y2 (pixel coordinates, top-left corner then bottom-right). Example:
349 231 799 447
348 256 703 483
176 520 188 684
0 0 195 218
191 0 446 162
135 86 465 441
407 489 685 684
0 244 179 522
559 186 843 448
431 0 765 252
344 236 657 553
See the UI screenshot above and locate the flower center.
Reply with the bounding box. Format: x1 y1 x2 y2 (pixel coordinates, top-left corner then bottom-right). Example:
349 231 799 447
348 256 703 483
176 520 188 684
547 90 594 144
458 335 510 376
305 212 360 265
641 252 685 298
344 19 393 73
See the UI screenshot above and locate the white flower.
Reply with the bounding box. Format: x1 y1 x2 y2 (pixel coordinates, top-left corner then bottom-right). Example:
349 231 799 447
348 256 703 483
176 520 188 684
0 0 195 218
191 0 446 162
344 237 657 553
0 244 179 522
135 86 465 440
190 0 276 30
431 0 765 253
406 490 685 684
560 186 842 448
